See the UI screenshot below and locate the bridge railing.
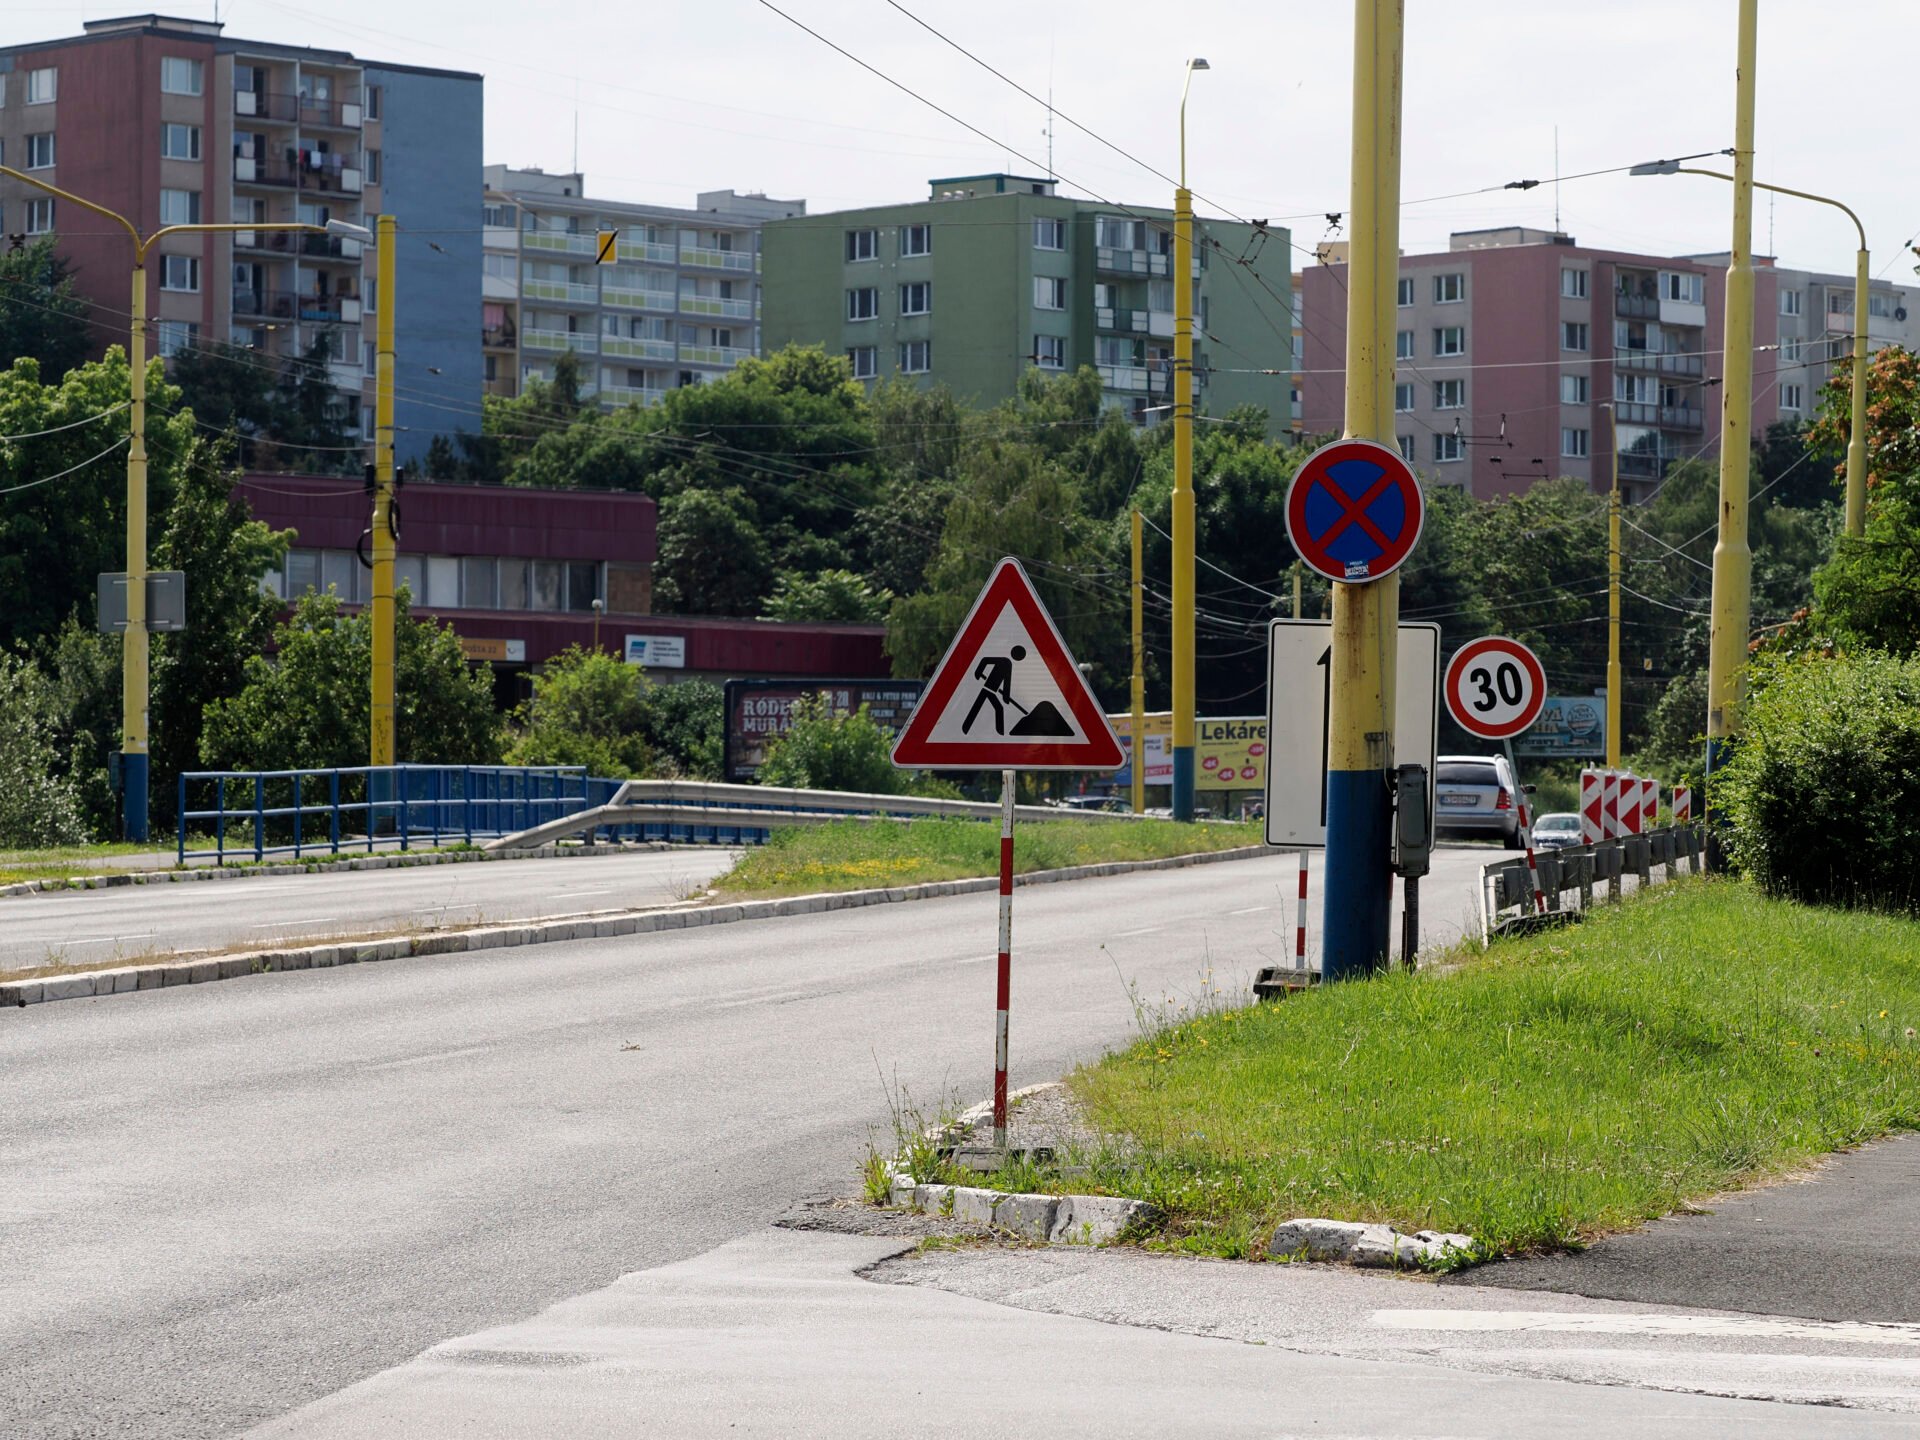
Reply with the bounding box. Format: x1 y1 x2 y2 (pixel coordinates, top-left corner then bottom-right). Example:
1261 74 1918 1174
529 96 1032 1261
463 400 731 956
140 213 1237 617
176 765 591 864
1478 824 1703 944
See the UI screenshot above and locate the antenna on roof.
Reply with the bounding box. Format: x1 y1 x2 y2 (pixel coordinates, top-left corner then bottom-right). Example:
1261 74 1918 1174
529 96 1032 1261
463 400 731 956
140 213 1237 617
1553 125 1560 235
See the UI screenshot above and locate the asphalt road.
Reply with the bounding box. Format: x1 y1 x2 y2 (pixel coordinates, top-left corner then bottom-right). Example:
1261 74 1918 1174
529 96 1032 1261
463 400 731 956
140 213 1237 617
0 849 739 971
0 845 1498 1438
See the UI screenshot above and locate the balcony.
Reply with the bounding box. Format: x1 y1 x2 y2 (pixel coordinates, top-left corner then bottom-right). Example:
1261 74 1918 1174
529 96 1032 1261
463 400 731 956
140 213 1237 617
616 239 677 265
297 294 361 325
232 289 358 324
523 328 598 355
234 90 300 123
234 229 300 254
301 232 364 262
522 279 598 306
233 288 292 319
1660 405 1704 430
1096 306 1148 333
1615 291 1660 319
602 335 675 362
482 323 518 349
234 153 360 193
299 97 363 130
1097 247 1170 277
681 245 754 272
678 294 754 319
524 230 598 257
1614 349 1704 377
604 286 677 312
234 156 299 189
599 385 667 409
1618 452 1669 480
1098 363 1149 392
679 344 751 366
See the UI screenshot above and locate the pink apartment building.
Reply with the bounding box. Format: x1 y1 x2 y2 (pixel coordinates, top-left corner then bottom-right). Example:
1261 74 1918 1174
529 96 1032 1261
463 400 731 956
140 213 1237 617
1298 227 1782 503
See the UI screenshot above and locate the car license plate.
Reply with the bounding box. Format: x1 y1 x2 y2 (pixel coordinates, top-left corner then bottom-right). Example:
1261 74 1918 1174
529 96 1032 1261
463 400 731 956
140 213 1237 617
1440 792 1477 807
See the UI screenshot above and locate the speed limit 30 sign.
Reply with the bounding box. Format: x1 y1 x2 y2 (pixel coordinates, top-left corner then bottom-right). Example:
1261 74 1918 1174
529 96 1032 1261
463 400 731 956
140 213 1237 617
1444 636 1547 741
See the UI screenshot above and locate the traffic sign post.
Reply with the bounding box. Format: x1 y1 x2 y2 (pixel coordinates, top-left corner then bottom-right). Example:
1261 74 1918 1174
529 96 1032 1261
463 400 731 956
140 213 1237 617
891 558 1122 1148
1444 637 1549 915
1285 437 1426 586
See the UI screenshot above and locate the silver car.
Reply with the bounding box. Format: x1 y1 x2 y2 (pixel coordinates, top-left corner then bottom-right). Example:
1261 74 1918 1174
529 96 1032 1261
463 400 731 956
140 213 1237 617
1433 754 1523 848
1530 812 1584 850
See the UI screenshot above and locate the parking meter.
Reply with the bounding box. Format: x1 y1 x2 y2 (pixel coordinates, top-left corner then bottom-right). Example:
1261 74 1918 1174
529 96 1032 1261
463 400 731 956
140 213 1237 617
1392 762 1432 879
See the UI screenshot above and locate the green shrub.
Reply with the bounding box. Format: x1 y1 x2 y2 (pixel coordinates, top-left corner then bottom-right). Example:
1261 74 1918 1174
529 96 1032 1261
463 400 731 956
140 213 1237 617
0 651 87 847
506 645 651 778
1720 650 1920 913
757 694 905 795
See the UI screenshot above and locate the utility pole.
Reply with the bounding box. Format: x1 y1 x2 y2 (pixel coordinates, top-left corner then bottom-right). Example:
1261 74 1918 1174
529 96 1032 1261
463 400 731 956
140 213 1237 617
1171 58 1208 822
1606 403 1622 768
1705 0 1758 869
370 213 398 772
1131 510 1146 815
1321 0 1404 980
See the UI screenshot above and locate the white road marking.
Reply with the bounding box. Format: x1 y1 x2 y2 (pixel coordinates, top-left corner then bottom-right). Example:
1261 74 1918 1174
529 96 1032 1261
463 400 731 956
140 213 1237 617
1114 926 1162 937
64 932 158 944
550 889 612 900
1371 1309 1920 1346
251 917 338 928
1228 905 1271 915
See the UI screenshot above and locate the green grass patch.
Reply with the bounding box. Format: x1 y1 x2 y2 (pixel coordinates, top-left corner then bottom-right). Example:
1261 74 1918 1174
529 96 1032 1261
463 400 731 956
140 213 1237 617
1069 879 1920 1260
712 816 1261 898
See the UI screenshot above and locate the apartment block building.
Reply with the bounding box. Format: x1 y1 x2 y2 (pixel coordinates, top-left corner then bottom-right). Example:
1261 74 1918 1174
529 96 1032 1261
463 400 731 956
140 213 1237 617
0 13 481 466
761 174 1294 433
482 165 803 409
1298 227 1785 503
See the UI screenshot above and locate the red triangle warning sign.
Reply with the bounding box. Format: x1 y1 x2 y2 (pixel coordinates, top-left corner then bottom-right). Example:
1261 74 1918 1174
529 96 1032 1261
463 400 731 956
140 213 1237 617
891 558 1125 772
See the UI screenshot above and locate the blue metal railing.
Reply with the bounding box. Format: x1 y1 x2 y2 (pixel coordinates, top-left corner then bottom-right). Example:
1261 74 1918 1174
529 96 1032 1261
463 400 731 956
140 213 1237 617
177 765 591 864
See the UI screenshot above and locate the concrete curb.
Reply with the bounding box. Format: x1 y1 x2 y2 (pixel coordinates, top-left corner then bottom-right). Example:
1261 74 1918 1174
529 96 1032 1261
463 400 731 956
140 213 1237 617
1 842 1276 1010
0 840 687 901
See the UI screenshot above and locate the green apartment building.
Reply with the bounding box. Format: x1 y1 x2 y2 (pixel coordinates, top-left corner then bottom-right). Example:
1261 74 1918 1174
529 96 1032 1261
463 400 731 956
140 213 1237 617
762 175 1293 433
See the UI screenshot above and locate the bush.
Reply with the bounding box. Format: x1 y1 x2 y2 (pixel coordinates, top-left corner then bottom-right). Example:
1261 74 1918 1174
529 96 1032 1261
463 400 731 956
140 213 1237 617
757 694 905 795
506 645 651 777
1720 650 1920 913
0 651 87 847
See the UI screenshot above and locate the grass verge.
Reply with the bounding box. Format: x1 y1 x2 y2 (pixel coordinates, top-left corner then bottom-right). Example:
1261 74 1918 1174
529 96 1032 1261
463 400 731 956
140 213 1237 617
1067 879 1920 1261
713 816 1261 898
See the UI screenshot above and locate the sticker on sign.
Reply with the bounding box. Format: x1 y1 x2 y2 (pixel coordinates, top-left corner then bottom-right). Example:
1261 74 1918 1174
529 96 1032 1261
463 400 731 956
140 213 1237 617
1443 636 1547 741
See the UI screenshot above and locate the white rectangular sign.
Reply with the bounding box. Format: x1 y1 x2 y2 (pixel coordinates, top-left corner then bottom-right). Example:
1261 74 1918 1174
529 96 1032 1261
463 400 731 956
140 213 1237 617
624 634 686 669
1264 620 1441 850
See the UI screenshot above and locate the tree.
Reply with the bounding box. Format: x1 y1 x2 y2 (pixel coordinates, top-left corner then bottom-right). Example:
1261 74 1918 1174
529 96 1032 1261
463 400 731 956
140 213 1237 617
504 645 651 777
168 340 282 465
201 590 501 771
34 621 121 839
0 238 92 380
653 487 772 615
761 568 891 623
632 677 724 779
756 694 904 794
0 651 88 847
273 329 356 471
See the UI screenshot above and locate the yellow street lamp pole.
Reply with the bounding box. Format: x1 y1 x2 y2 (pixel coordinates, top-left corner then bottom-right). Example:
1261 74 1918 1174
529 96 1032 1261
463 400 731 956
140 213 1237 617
0 163 357 841
1170 57 1208 823
1633 161 1871 538
371 213 398 772
1130 509 1146 816
1603 403 1622 768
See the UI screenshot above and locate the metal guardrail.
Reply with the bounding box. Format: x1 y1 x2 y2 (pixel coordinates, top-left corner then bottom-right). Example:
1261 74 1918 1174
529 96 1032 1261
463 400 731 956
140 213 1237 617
1478 825 1703 944
485 779 1149 853
176 765 590 864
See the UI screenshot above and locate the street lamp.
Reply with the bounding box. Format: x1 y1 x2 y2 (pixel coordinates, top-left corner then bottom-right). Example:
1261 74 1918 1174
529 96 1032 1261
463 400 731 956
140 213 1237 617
1632 160 1871 538
1169 56 1208 823
0 163 343 841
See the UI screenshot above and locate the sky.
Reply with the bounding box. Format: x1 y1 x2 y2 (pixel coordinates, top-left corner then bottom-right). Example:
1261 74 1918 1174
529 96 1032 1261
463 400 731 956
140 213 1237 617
23 0 1920 288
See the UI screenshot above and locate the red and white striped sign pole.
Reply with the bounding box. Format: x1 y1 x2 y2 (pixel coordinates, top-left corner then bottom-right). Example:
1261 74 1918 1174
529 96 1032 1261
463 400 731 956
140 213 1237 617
994 768 1014 1149
1295 853 1309 967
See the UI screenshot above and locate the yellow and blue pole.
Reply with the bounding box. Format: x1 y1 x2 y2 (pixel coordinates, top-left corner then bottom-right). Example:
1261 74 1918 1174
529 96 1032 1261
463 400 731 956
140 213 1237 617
1170 63 1203 822
123 255 151 842
371 213 398 770
1322 0 1403 979
1131 510 1146 816
1704 0 1758 867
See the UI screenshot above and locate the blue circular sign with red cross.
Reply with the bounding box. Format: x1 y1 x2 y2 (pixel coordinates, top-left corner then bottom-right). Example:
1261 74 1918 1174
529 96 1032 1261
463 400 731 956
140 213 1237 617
1285 438 1425 584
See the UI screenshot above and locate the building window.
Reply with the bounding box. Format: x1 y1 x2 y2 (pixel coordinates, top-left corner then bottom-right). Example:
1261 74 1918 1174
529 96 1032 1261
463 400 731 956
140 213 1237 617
1433 378 1464 409
27 68 57 105
365 149 381 184
160 56 204 95
1561 268 1588 299
365 85 381 120
25 198 54 235
156 320 199 358
1561 321 1589 351
482 202 516 229
159 188 201 225
845 228 878 262
159 255 200 292
1396 277 1414 307
1033 217 1066 251
26 133 54 169
1033 276 1067 311
1432 326 1465 357
847 345 877 379
898 340 931 374
1560 374 1588 404
846 287 878 321
1034 335 1066 370
161 122 202 160
1616 373 1656 403
1660 271 1703 304
1869 293 1898 319
1433 272 1464 304
1393 382 1414 412
1561 426 1589 458
1780 383 1804 411
1432 432 1462 462
1395 329 1414 359
899 223 932 257
1397 434 1414 461
899 281 931 316
1780 289 1802 316
1781 335 1803 361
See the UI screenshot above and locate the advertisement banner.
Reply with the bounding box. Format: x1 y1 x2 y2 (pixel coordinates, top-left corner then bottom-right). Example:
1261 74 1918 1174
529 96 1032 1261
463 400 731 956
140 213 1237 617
723 678 925 781
1514 694 1606 758
1108 714 1268 791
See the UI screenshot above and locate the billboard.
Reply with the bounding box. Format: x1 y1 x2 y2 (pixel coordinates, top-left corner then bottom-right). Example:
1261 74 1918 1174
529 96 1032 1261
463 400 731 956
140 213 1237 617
1515 694 1607 758
723 678 925 781
1108 713 1268 791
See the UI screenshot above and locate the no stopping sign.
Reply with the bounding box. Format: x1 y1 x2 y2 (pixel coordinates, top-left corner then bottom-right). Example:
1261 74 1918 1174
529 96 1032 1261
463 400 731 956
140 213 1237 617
1444 636 1547 741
